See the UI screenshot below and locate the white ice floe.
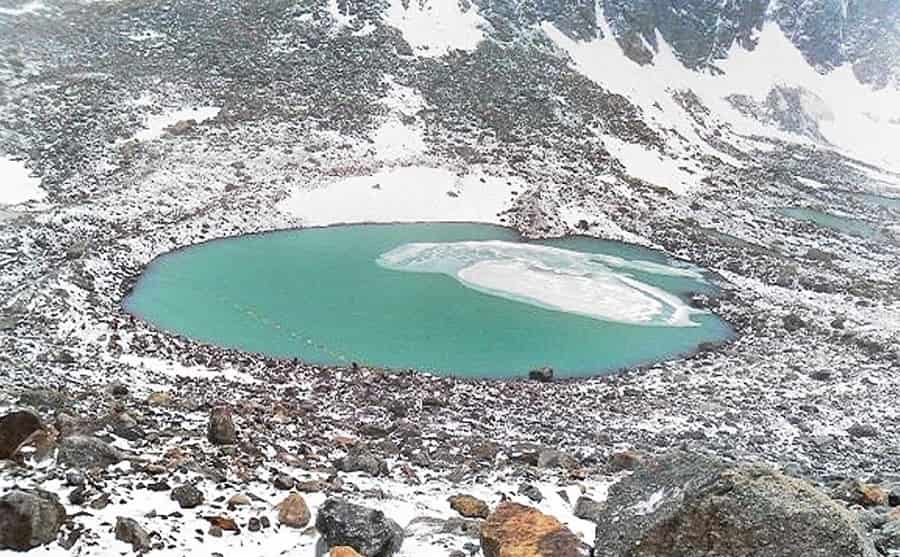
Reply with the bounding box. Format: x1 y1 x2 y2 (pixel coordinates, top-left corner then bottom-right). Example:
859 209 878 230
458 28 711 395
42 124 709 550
132 106 221 142
383 0 486 57
278 165 522 225
377 240 705 327
0 156 46 205
0 0 45 16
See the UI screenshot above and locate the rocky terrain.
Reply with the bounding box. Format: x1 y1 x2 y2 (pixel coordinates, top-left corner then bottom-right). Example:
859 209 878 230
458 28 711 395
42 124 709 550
1 0 900 555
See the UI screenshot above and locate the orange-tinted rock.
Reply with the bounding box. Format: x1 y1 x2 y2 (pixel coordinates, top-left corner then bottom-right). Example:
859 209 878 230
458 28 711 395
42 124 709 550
277 493 311 528
480 502 591 557
330 547 363 557
449 494 490 519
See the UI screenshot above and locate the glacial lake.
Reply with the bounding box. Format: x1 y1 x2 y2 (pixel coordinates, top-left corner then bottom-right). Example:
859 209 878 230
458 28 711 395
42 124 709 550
124 223 733 379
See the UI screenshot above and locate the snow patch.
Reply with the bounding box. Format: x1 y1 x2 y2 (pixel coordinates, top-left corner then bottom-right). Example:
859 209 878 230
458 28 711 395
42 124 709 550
384 0 485 57
278 165 522 225
0 157 46 205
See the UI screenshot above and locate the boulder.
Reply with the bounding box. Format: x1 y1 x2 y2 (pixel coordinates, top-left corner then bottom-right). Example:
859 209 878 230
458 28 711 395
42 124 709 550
331 547 364 557
335 450 389 477
518 483 543 503
115 517 151 552
592 451 879 557
480 502 591 557
831 479 889 507
537 449 577 470
573 496 604 523
0 410 42 460
57 435 123 469
448 494 490 518
0 489 66 550
528 367 554 382
207 406 236 445
315 498 403 556
171 484 204 509
277 493 311 528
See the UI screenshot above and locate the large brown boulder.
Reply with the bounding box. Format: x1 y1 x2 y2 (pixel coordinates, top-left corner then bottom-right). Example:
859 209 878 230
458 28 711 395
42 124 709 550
480 502 591 557
0 489 66 550
330 547 363 557
0 410 42 460
592 451 879 557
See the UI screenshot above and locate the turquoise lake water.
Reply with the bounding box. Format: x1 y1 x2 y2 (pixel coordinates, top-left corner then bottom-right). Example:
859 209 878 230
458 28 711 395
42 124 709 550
124 223 733 379
781 207 881 239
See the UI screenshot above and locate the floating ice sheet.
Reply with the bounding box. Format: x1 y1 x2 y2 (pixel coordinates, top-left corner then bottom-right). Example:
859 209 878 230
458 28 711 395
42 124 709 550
377 240 704 327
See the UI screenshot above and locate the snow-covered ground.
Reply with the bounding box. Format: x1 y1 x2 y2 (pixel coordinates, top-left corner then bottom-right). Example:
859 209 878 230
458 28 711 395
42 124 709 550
278 166 524 226
382 0 486 57
0 156 46 205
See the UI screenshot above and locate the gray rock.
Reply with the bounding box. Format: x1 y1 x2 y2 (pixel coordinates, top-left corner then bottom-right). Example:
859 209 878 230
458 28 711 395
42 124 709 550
537 449 577 469
0 409 42 460
593 450 878 557
170 484 204 509
207 406 236 445
115 517 151 552
517 483 543 503
847 424 879 438
57 435 123 469
573 496 604 523
336 450 389 477
0 489 66 550
315 497 403 556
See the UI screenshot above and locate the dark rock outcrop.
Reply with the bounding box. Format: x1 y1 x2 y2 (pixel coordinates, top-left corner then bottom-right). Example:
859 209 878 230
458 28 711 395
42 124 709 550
592 451 878 557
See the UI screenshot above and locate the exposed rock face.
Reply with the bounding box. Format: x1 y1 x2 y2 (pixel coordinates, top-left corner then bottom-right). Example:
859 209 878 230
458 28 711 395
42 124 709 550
0 410 42 460
115 517 151 552
207 406 236 445
480 501 591 557
56 435 123 469
592 451 879 557
315 498 403 557
276 493 311 528
448 494 490 519
0 489 66 550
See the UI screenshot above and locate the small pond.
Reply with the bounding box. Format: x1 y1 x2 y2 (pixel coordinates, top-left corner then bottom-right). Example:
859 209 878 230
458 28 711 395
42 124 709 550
780 207 882 240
